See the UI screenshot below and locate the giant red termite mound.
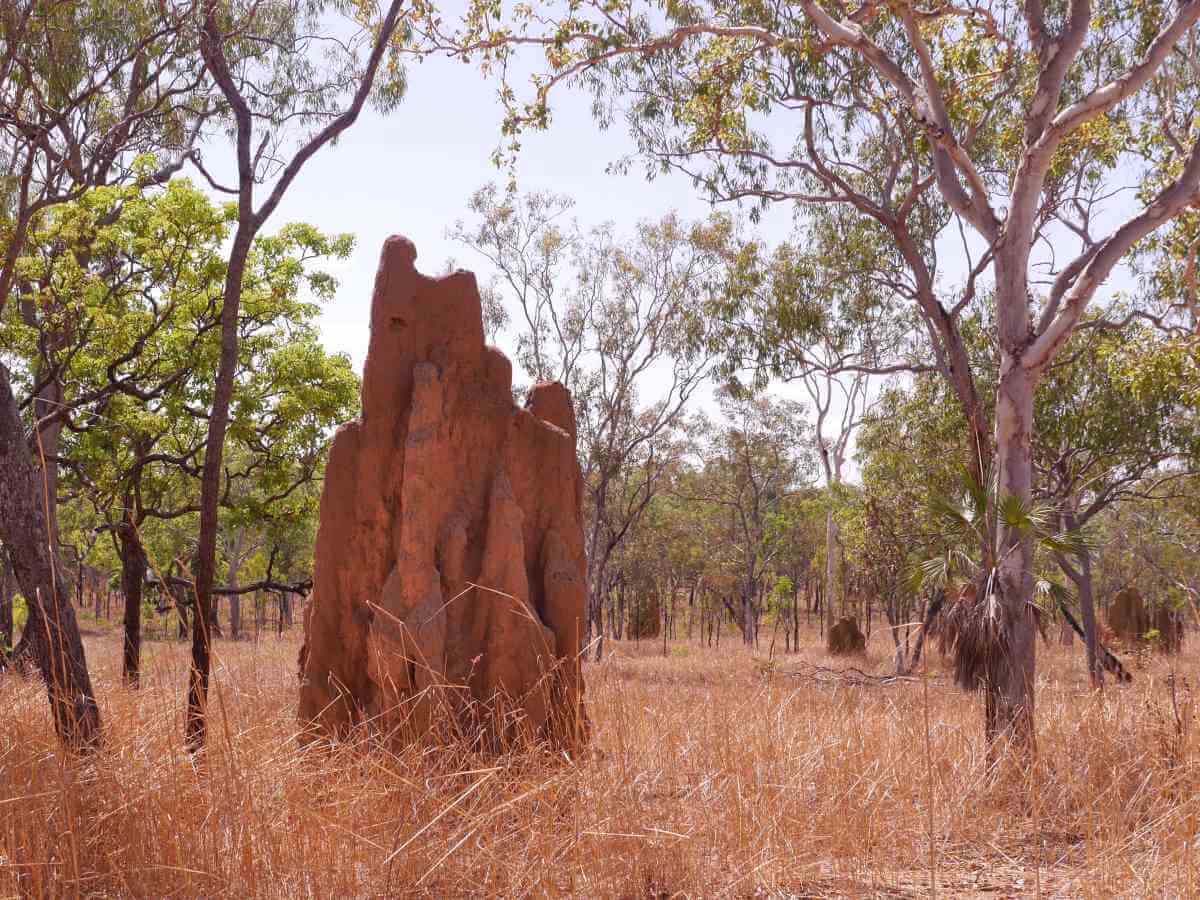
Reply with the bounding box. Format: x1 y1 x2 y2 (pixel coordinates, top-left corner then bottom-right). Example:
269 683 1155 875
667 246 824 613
298 236 588 749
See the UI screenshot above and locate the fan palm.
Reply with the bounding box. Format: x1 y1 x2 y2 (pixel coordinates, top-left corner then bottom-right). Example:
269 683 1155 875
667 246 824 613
911 465 1099 692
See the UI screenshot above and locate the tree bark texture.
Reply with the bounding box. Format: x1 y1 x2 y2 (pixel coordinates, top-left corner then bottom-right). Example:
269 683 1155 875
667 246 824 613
991 346 1038 749
119 517 148 687
0 365 100 750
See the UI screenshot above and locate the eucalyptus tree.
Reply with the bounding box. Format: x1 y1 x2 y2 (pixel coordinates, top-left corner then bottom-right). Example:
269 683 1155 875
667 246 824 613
858 312 1195 686
708 216 921 633
183 0 406 749
1035 324 1197 684
453 186 727 654
1105 488 1200 620
0 0 214 748
678 391 813 644
449 186 586 385
5 179 358 684
437 0 1200 748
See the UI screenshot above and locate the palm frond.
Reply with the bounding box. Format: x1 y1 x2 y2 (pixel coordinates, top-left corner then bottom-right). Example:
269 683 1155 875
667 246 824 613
928 493 974 535
1039 525 1099 561
1034 576 1073 608
997 494 1053 535
958 464 989 525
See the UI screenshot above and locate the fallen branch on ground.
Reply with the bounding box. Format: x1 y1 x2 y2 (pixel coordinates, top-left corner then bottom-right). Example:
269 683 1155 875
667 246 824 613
755 657 918 687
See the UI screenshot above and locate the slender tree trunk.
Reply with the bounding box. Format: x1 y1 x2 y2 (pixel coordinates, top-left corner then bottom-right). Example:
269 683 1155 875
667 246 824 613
73 553 83 609
838 543 848 619
177 593 189 640
226 531 246 641
906 590 944 675
1059 516 1102 687
583 490 608 657
991 354 1038 749
615 580 625 641
687 580 696 643
817 582 825 637
1059 620 1074 646
793 582 800 652
662 597 669 656
229 592 240 640
824 508 837 635
118 518 148 687
188 232 253 750
0 365 100 750
741 585 754 645
0 554 13 654
605 576 615 639
593 607 605 661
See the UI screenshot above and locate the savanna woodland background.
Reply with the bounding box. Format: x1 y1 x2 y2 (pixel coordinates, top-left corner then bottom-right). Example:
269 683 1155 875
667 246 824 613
3 0 1200 896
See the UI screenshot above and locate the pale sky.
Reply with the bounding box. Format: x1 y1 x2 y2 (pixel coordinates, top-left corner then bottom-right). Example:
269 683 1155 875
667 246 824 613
258 51 796 374
229 45 840 464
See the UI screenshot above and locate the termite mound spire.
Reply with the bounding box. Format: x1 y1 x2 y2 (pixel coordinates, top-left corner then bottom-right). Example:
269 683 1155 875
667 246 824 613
298 236 588 750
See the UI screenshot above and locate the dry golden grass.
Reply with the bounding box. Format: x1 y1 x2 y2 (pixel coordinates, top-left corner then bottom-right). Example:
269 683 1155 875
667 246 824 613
1 622 1198 898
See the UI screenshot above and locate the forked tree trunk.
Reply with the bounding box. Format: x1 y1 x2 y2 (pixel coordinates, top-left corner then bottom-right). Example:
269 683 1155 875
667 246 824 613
0 365 100 750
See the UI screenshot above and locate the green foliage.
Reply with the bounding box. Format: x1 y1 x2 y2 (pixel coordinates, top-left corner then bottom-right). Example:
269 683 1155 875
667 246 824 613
4 177 359 584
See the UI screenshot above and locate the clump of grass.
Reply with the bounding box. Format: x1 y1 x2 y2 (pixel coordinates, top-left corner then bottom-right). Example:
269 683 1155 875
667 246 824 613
0 625 1196 896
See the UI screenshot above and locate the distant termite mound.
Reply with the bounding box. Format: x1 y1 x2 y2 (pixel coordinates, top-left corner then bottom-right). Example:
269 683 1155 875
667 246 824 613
298 236 588 750
1108 587 1149 644
1108 587 1182 654
827 616 866 656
